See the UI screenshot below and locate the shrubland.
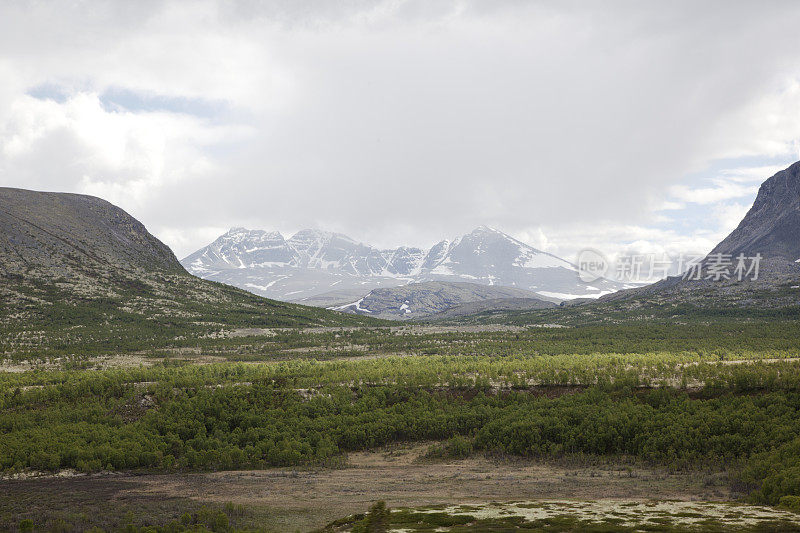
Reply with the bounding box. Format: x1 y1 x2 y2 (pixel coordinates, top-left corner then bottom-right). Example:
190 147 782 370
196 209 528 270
3 339 800 506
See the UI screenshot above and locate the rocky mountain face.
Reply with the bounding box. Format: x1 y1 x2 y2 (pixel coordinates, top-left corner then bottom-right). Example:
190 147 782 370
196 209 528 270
321 281 556 320
600 161 800 310
0 187 180 280
430 297 561 321
710 160 800 262
0 188 370 355
183 226 624 302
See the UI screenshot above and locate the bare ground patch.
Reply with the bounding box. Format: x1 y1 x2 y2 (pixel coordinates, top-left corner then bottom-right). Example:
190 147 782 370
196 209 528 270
114 443 735 531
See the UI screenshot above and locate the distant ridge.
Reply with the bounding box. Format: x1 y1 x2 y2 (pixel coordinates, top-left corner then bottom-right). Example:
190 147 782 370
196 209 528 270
183 225 625 302
317 281 557 320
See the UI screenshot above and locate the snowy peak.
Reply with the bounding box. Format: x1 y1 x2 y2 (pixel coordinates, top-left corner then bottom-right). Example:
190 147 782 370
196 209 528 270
383 246 427 276
182 226 623 301
467 225 504 236
421 226 575 282
182 227 296 272
287 229 357 253
218 227 286 248
184 227 422 280
285 229 415 276
287 229 361 270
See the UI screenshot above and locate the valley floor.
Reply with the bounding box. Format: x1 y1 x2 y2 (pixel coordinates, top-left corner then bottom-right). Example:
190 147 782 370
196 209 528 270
0 443 739 532
4 320 800 531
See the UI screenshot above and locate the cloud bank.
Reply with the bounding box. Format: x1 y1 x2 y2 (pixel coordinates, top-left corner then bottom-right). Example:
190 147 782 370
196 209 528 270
1 0 799 263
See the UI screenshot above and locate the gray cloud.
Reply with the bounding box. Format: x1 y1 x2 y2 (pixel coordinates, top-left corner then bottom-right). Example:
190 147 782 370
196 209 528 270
1 1 800 258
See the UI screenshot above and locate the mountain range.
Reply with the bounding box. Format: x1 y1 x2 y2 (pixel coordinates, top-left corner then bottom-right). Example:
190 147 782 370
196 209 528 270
181 226 626 304
2 158 797 342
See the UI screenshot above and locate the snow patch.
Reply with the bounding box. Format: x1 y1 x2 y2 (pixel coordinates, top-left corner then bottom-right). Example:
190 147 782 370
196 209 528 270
537 289 616 300
250 261 291 268
332 297 373 313
244 275 289 291
515 252 574 270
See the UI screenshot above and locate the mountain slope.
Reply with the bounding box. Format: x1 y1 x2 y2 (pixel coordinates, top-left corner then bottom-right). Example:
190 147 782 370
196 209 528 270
0 187 180 280
426 297 560 320
328 281 557 320
0 187 375 358
710 160 800 262
415 226 622 298
183 226 624 302
460 162 800 326
594 162 800 311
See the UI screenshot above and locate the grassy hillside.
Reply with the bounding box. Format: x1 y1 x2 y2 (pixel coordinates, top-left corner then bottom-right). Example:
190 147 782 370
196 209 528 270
437 282 800 327
0 187 380 359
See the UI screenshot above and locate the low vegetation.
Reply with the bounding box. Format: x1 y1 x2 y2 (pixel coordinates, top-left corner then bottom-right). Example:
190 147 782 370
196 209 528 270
4 345 800 506
4 319 800 531
323 500 800 532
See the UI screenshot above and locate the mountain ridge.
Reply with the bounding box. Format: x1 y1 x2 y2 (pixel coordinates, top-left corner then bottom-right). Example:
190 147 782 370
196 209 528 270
710 160 800 262
581 161 800 313
182 225 624 302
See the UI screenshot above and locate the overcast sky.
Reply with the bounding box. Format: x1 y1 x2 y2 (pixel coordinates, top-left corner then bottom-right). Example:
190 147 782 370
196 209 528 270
1 0 800 264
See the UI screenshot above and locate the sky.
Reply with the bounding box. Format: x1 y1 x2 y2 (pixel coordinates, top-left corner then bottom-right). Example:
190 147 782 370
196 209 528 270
1 0 800 268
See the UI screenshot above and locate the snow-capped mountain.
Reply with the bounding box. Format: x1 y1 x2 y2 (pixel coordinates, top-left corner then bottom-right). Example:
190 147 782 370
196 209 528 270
416 226 597 300
185 229 297 272
181 226 624 302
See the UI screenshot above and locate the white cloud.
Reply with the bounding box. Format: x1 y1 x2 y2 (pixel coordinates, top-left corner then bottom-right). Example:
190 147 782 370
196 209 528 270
154 225 230 259
658 201 686 211
1 1 800 258
513 221 721 267
719 165 788 183
669 180 760 205
0 91 252 225
712 202 750 235
666 161 790 206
